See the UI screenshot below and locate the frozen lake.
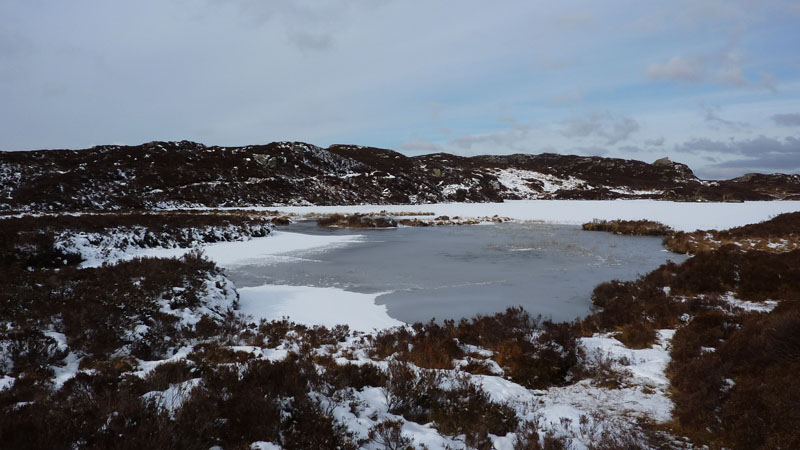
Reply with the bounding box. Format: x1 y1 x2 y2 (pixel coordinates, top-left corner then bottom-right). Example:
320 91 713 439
227 221 688 323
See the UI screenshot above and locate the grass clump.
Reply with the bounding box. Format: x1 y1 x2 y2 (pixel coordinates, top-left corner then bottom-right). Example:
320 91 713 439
582 219 673 236
317 213 398 228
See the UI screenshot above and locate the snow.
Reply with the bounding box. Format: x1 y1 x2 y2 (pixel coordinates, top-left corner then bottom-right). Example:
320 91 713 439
255 199 800 232
157 272 238 326
142 378 201 416
52 352 82 389
0 375 15 391
581 330 674 388
491 168 589 196
133 346 195 378
250 443 282 450
311 327 679 449
74 229 364 268
143 230 363 267
42 331 83 388
238 284 403 332
720 293 778 313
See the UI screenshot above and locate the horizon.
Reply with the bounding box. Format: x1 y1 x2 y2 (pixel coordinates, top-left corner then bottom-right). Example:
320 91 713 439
2 1 799 179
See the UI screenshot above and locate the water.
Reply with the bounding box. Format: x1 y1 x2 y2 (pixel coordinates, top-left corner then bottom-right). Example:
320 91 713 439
227 221 687 323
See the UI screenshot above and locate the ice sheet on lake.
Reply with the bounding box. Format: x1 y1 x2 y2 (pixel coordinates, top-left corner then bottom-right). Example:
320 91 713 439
262 199 800 232
237 284 403 332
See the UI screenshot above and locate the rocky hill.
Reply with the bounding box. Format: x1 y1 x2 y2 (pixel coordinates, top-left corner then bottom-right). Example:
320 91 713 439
2 140 799 211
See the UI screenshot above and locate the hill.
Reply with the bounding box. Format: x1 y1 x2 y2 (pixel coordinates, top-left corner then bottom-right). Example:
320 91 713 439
2 140 799 211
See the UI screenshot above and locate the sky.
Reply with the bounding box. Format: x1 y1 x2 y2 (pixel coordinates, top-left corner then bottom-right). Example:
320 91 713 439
1 0 799 178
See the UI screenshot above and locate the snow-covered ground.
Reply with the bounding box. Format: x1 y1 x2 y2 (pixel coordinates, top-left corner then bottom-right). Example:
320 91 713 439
238 284 403 332
253 199 800 232
77 229 364 268
264 327 679 450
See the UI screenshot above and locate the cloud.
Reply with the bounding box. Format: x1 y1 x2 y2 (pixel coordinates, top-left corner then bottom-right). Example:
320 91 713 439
287 31 334 52
674 135 800 173
644 137 665 146
702 105 750 131
647 56 704 81
646 47 777 91
771 113 800 127
562 112 639 144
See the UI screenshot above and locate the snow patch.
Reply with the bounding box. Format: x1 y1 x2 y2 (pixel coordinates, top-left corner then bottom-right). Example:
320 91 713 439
238 284 403 332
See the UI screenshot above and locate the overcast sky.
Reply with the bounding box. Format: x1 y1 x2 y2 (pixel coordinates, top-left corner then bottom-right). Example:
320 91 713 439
2 0 799 178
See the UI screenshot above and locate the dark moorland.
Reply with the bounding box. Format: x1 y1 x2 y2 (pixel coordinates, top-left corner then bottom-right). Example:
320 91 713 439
3 140 800 211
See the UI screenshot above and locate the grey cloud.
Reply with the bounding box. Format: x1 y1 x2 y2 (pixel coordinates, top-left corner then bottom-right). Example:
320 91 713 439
562 112 639 145
618 145 646 153
772 113 800 127
675 135 800 173
702 105 750 131
644 137 665 146
287 31 335 52
434 122 537 154
646 48 777 91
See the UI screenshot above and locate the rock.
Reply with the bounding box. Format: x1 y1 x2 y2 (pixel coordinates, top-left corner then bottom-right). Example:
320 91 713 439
653 157 672 166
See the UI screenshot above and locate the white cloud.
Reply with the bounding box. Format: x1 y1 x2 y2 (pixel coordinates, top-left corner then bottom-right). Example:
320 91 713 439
647 56 704 81
646 47 777 91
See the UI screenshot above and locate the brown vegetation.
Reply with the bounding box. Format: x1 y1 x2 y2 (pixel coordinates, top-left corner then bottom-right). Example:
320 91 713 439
316 213 398 228
0 209 284 269
371 308 579 389
667 301 800 449
314 212 511 228
582 219 674 236
664 211 800 254
6 139 796 212
578 227 800 448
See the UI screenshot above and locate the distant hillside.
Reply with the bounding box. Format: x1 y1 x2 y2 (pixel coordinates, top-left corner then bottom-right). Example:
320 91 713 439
2 140 799 211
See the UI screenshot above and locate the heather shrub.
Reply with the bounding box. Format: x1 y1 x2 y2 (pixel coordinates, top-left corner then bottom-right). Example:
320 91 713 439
383 361 518 445
669 301 800 448
372 309 579 389
430 374 518 448
616 320 657 349
582 219 673 236
513 421 570 450
368 419 413 450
